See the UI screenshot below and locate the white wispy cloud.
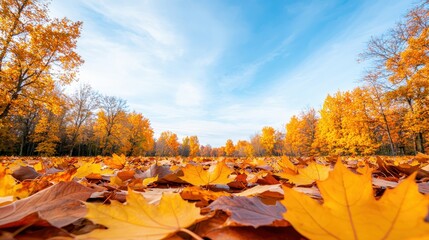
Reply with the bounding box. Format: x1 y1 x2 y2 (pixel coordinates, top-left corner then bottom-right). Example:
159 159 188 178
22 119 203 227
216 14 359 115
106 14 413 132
218 36 293 92
49 0 415 147
269 0 415 109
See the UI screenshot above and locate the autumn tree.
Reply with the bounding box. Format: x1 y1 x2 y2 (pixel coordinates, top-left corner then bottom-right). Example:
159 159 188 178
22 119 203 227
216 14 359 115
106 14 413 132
285 108 318 156
32 110 61 156
0 0 83 119
250 134 264 157
200 144 213 157
285 116 304 156
121 112 154 156
360 1 429 153
314 90 380 155
0 117 19 154
180 137 190 157
155 131 179 156
236 140 254 157
67 84 99 156
224 139 235 157
189 136 200 158
272 130 285 156
361 75 398 154
93 96 127 155
212 147 225 157
260 126 276 155
10 99 40 155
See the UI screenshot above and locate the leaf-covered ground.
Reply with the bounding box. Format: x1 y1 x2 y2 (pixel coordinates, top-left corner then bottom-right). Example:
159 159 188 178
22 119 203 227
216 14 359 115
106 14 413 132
1 154 429 239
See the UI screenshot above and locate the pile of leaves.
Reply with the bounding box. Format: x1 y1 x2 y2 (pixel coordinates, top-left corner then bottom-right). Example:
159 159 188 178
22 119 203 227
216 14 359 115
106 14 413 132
1 153 429 239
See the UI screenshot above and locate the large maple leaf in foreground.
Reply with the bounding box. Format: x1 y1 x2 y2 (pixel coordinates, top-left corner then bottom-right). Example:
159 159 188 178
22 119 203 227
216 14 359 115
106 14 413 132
282 161 429 240
80 190 205 240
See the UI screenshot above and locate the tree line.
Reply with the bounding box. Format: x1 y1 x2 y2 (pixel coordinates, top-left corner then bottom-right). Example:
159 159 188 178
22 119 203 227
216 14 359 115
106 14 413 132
284 1 429 156
0 0 427 156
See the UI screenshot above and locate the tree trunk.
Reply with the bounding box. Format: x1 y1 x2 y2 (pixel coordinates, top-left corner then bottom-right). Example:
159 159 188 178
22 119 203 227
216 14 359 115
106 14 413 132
416 132 425 153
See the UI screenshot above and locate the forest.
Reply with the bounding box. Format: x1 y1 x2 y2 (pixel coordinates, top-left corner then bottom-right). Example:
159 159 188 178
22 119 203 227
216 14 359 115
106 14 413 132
1 1 428 157
1 1 429 240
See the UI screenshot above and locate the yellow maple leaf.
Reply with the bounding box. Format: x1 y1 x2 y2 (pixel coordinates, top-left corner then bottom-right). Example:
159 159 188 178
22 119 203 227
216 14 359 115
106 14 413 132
281 161 429 240
275 156 297 173
143 175 158 187
180 161 233 186
109 175 123 186
104 153 126 169
0 167 16 197
278 162 330 186
73 162 102 178
80 191 204 240
33 162 44 172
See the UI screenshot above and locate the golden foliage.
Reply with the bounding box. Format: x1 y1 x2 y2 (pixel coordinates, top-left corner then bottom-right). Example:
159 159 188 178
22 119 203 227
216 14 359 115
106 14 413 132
80 191 204 240
260 126 276 155
225 139 235 157
0 0 83 119
282 160 429 240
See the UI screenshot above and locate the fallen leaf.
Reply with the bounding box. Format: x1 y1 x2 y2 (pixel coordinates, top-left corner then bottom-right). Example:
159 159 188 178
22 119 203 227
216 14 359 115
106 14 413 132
281 161 429 240
142 175 158 186
136 164 185 184
33 162 44 172
117 170 135 181
79 190 205 240
73 162 102 179
235 184 283 197
13 179 51 199
227 173 248 189
256 172 280 185
140 188 181 204
43 168 77 183
181 186 230 208
0 170 16 197
109 176 124 187
278 162 330 186
209 196 287 228
0 181 95 228
12 166 41 181
276 156 297 173
104 154 126 169
180 161 233 186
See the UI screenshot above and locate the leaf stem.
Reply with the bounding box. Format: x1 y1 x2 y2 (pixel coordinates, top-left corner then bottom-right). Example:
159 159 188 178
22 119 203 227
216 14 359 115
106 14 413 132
179 228 204 240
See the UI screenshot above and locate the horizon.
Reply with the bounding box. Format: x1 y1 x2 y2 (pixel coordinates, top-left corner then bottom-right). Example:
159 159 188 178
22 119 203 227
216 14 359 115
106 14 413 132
50 0 416 147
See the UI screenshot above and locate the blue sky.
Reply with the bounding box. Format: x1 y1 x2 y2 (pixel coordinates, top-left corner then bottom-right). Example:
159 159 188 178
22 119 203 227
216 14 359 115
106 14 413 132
50 0 417 147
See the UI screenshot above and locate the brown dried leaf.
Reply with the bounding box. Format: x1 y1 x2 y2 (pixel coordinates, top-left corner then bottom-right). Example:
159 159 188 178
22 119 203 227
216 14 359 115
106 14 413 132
256 173 280 185
12 166 41 181
0 181 95 228
227 173 248 189
209 196 286 228
136 164 185 183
